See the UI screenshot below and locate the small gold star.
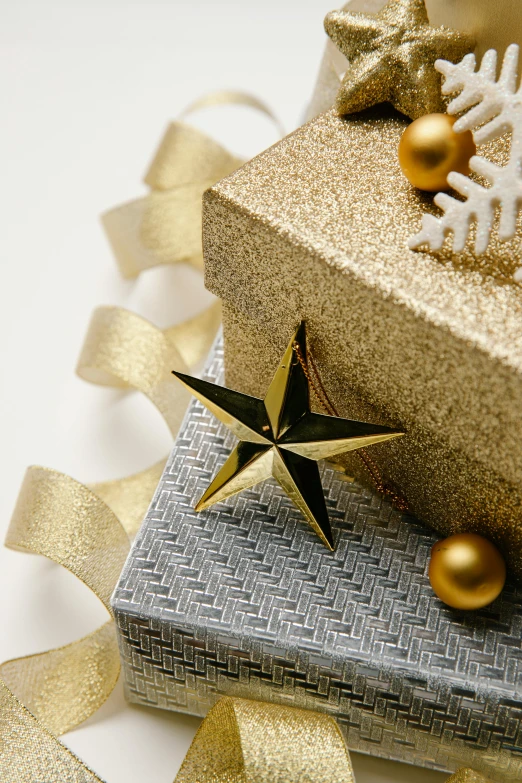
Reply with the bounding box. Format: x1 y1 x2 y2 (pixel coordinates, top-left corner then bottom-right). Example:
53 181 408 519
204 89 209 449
324 0 475 120
173 322 404 549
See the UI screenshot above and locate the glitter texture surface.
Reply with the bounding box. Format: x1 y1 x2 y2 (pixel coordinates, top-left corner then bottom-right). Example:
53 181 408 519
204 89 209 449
307 0 522 122
324 0 474 120
202 108 522 578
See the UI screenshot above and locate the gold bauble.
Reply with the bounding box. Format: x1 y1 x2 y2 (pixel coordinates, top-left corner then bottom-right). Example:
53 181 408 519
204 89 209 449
429 533 506 610
398 113 476 192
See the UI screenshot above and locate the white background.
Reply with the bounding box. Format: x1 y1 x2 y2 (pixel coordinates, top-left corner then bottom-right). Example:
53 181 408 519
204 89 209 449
0 1 447 781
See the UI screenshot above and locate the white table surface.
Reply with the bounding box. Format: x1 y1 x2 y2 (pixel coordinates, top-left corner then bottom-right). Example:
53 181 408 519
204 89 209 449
0 1 447 780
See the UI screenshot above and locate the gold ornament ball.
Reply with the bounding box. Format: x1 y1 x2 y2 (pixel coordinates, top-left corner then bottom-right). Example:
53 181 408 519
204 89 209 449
429 533 506 610
398 113 476 192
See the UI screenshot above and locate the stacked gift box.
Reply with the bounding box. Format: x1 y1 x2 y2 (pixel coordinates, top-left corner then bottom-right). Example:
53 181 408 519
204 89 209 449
112 1 522 781
113 339 522 779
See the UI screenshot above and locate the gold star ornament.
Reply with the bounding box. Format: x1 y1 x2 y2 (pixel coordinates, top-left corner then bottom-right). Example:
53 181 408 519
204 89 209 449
173 323 404 549
324 0 475 120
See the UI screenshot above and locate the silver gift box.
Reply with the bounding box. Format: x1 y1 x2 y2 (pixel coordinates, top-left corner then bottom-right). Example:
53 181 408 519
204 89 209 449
112 338 522 781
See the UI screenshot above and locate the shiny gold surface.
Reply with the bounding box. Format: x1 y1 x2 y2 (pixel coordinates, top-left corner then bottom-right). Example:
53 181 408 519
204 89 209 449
281 433 404 461
324 0 474 120
447 772 490 783
196 443 274 510
204 107 522 577
398 114 476 192
176 696 355 783
428 533 507 610
174 322 403 549
264 325 297 437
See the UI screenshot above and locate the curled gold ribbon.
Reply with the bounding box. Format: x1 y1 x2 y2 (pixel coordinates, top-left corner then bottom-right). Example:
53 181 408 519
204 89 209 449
102 90 282 279
0 92 249 780
0 293 222 745
0 90 490 783
0 679 103 783
76 303 221 436
2 468 126 736
176 699 489 783
447 773 491 783
0 295 218 779
175 696 356 783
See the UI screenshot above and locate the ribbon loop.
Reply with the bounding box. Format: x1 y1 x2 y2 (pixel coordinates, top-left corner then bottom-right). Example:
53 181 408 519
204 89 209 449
175 697 355 783
76 306 190 435
102 118 239 280
144 121 242 191
76 303 221 436
103 91 284 280
102 181 212 278
2 466 128 735
0 622 119 738
6 467 129 611
179 89 286 138
91 459 166 539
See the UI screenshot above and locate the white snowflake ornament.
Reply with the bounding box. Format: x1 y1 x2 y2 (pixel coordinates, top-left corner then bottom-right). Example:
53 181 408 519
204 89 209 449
409 44 522 258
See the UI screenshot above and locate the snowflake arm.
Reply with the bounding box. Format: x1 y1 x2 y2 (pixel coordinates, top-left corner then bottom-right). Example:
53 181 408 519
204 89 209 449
439 45 521 143
410 158 500 254
410 44 522 256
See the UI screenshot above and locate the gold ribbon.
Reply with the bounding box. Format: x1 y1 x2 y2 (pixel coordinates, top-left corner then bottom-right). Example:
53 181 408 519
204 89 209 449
0 289 221 750
102 90 282 279
176 696 356 783
76 303 222 437
176 698 487 783
0 94 490 783
0 300 218 781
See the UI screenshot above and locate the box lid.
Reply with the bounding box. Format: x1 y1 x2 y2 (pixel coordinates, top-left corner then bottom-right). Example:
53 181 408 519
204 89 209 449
203 107 522 495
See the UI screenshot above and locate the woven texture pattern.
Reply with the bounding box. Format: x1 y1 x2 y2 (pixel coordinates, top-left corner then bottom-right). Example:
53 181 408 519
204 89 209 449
112 339 522 781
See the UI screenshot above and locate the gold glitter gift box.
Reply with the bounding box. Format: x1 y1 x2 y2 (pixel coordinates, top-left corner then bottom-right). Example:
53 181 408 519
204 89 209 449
202 104 522 580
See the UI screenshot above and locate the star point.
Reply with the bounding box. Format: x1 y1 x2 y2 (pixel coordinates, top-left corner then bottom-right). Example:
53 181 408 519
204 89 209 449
324 0 475 120
173 322 404 549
